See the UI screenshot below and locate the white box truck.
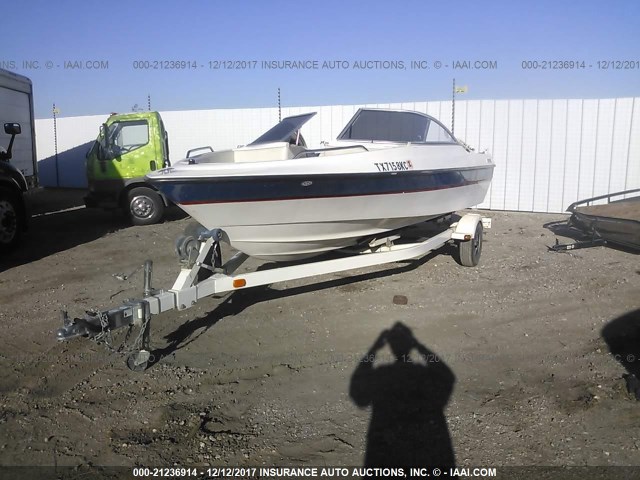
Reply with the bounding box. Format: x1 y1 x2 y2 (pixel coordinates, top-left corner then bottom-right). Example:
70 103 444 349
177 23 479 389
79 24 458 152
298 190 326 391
0 68 37 186
0 68 38 250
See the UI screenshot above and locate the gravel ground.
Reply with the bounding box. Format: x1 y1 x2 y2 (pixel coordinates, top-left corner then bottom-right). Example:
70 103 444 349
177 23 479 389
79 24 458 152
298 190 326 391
0 188 639 478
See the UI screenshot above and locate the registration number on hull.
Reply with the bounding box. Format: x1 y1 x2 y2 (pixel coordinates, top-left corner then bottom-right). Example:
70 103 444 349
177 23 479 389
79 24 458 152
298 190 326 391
373 161 413 172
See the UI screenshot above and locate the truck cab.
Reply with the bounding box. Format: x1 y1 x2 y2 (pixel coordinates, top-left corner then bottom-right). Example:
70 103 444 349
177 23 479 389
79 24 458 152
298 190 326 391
85 111 171 225
0 123 29 251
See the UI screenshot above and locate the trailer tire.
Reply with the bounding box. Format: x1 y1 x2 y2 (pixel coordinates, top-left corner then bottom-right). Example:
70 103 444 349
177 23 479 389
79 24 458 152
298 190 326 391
458 221 483 267
0 186 23 251
127 187 164 226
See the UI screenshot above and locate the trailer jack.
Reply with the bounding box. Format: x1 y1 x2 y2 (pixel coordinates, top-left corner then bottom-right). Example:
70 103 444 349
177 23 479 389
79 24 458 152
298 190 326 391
57 262 154 370
58 300 153 371
56 231 239 371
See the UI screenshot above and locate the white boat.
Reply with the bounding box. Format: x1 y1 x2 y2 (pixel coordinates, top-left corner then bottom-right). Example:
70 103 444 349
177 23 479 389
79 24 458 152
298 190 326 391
146 109 495 261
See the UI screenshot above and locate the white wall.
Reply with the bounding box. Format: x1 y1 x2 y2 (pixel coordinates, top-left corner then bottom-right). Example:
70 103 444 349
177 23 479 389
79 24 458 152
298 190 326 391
34 97 640 214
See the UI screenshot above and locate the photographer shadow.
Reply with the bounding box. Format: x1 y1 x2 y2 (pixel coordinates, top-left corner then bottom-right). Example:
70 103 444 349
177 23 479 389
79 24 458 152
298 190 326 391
602 308 640 399
350 322 456 468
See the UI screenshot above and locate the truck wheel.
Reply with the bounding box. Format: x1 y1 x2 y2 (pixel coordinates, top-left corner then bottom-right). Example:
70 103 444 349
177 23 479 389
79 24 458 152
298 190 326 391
127 187 164 226
0 187 23 250
458 221 483 267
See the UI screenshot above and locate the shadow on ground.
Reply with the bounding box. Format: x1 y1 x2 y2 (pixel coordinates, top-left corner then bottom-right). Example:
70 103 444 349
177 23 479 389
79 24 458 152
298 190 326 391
149 249 445 366
0 188 186 272
602 308 640 400
350 322 456 467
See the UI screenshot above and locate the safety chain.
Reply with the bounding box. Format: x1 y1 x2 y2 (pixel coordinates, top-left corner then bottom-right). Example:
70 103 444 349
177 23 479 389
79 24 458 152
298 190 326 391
89 307 151 356
92 311 114 347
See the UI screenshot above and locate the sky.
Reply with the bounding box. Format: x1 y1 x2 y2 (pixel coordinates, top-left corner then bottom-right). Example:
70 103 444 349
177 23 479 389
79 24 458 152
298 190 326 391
3 0 640 118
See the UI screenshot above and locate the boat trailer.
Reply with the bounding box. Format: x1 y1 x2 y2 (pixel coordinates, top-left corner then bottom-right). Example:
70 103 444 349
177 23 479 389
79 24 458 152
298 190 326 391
56 213 489 371
549 188 640 252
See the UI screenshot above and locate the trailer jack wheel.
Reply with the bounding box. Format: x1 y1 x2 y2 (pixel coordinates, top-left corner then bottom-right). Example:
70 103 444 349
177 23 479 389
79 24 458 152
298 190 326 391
127 349 151 372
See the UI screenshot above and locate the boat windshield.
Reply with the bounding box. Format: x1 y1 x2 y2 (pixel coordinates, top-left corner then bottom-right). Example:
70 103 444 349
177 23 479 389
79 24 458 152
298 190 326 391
249 112 317 146
337 109 455 143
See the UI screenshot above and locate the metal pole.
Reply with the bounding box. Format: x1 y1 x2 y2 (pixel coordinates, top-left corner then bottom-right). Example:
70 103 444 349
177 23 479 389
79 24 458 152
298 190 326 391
143 260 153 297
451 78 456 136
278 88 281 122
53 103 59 187
147 94 151 111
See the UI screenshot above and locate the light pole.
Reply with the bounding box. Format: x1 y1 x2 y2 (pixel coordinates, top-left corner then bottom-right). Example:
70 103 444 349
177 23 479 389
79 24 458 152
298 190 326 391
53 103 60 187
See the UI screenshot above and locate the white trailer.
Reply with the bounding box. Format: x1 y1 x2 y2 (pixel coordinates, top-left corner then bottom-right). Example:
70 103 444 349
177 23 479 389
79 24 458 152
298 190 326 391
0 69 38 188
56 213 489 371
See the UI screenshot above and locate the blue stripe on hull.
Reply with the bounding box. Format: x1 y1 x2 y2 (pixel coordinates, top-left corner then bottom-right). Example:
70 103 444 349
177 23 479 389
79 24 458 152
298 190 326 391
149 167 493 205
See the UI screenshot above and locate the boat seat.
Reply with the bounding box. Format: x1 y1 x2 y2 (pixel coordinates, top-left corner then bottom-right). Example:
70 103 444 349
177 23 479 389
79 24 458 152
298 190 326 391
189 143 311 164
291 145 369 159
191 150 235 163
316 146 368 157
234 143 295 163
289 145 307 158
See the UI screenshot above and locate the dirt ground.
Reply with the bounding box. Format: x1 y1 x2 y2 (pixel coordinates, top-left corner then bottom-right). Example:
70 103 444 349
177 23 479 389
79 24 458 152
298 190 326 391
1 188 639 477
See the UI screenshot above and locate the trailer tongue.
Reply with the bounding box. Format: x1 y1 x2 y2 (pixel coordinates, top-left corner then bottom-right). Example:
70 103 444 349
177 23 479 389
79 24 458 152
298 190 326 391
56 214 489 371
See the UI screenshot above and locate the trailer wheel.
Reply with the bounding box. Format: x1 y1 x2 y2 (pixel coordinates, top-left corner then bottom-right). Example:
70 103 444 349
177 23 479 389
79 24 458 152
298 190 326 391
0 187 23 250
127 187 164 226
458 221 483 267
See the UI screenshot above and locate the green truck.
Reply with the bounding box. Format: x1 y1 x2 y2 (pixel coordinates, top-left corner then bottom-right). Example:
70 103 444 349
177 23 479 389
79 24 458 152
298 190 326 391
84 111 172 225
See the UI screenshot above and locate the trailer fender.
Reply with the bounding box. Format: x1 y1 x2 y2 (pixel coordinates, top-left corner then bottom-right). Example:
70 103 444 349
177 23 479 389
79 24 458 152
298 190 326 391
451 213 483 240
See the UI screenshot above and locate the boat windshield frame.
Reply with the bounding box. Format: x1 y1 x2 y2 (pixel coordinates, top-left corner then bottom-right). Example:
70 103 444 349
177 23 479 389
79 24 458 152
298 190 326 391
336 108 458 144
249 112 317 146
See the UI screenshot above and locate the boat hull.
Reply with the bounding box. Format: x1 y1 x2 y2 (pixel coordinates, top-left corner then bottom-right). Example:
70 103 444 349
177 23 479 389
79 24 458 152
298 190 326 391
152 166 493 261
